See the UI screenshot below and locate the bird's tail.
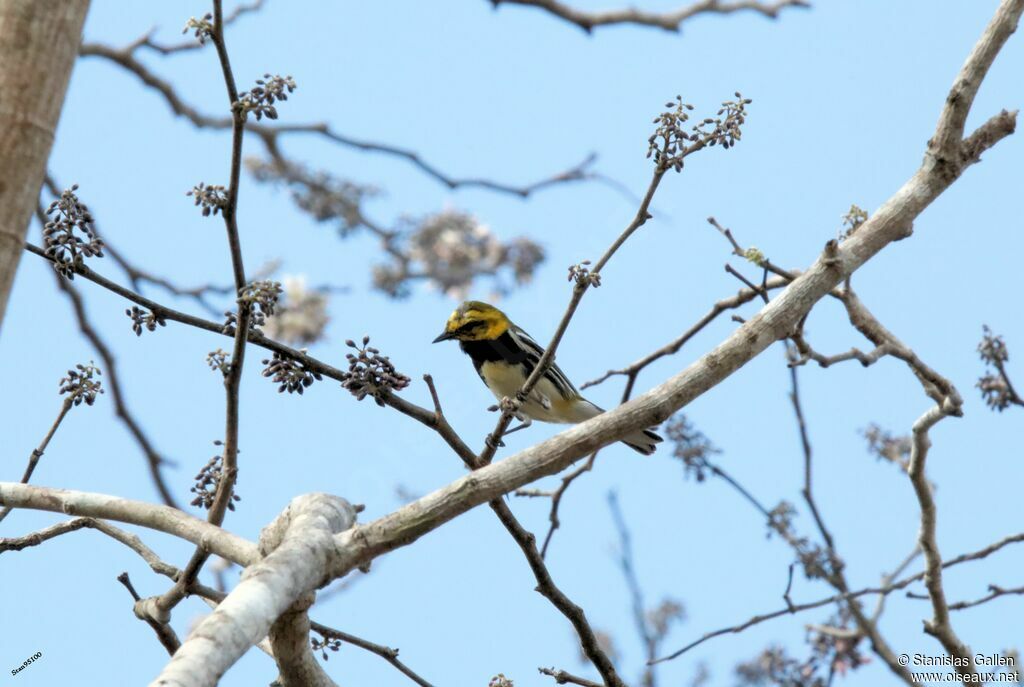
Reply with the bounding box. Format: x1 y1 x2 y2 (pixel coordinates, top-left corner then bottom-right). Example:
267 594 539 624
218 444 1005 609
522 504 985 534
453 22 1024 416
571 398 664 456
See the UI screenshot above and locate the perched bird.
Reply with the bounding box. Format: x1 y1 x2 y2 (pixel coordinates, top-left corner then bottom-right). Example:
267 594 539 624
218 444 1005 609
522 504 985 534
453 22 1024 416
432 300 663 455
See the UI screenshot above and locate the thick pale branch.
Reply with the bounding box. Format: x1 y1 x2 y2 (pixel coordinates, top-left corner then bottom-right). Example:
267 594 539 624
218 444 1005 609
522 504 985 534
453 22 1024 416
0 483 257 564
930 0 1023 156
152 493 356 687
268 593 337 687
332 108 1017 576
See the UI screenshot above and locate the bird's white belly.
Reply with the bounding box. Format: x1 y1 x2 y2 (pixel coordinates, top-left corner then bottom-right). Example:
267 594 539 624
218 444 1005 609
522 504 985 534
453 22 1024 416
479 361 568 423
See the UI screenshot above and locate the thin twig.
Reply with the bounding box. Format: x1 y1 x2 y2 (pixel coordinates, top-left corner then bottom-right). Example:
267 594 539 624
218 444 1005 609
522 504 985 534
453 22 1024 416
158 0 252 618
489 0 809 33
908 583 1024 612
581 277 790 390
907 401 976 679
650 530 1024 664
608 491 661 687
0 397 73 524
310 622 436 687
78 41 599 199
539 666 604 687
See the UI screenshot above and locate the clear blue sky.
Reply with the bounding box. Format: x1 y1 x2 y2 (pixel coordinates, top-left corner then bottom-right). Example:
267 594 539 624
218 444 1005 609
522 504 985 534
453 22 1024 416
2 1 1022 685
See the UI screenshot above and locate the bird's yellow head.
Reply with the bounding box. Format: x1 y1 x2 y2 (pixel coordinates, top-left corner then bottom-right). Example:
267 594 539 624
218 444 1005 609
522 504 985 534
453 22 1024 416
432 301 511 343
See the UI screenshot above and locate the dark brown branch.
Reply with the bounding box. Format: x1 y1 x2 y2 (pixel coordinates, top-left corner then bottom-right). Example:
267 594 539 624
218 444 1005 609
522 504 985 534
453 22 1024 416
536 452 597 557
77 42 598 199
480 479 626 685
413 380 625 686
608 492 667 687
54 276 181 508
310 622 435 687
652 531 1024 664
489 0 808 33
24 240 483 468
0 397 72 524
42 175 230 318
105 241 230 316
159 0 252 618
788 362 834 552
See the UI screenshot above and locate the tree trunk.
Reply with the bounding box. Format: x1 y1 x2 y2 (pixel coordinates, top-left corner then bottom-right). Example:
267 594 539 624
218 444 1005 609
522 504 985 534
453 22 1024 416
0 0 90 334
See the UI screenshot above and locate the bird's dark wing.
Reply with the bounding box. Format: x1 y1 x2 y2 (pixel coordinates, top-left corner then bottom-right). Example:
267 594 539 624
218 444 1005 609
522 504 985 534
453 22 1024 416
509 324 579 399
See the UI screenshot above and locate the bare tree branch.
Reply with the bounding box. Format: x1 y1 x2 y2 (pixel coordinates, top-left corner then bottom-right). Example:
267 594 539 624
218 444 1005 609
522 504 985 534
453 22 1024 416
48 264 180 508
581 277 789 390
309 622 437 687
787 357 915 685
943 584 1024 612
0 483 258 564
907 402 976 679
488 0 809 33
539 666 604 686
0 511 433 687
77 42 598 199
651 531 1024 663
268 592 338 687
157 0 254 621
153 493 357 687
0 396 72 524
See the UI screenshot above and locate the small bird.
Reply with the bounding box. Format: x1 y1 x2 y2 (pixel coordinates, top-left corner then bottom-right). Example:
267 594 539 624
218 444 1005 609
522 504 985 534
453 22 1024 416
432 300 663 455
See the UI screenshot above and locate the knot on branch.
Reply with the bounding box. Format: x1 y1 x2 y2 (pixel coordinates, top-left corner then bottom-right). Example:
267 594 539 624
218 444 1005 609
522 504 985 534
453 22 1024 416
257 493 358 557
133 596 171 625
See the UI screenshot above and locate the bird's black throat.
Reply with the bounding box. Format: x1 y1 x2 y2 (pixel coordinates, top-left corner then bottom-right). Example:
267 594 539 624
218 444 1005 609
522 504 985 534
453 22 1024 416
460 331 531 374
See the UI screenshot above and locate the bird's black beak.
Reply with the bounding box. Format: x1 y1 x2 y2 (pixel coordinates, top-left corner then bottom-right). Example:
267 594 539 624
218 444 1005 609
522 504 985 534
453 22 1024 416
432 331 454 343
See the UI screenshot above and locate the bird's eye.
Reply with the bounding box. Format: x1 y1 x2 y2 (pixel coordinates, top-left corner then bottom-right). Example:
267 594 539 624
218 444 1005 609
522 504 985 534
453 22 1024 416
457 321 483 334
